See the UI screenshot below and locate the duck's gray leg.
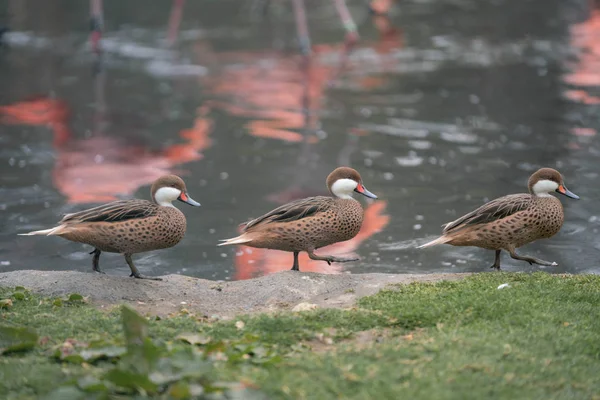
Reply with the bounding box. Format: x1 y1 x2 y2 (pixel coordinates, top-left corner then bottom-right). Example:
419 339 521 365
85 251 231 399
124 254 162 280
292 0 311 56
89 248 105 274
490 250 501 270
291 251 300 271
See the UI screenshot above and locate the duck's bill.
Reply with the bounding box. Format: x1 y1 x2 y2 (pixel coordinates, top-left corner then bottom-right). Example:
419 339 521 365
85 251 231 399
354 183 378 199
556 185 579 199
178 192 201 206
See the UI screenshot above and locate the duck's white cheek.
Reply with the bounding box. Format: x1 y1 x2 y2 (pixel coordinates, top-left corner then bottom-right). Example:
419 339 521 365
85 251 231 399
154 187 181 207
532 179 559 196
331 178 358 199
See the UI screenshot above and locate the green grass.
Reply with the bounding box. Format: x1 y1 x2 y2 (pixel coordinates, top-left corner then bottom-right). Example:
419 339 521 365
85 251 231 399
1 273 600 399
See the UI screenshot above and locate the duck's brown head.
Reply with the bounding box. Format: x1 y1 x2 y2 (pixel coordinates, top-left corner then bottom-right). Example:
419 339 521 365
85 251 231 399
326 167 378 200
151 175 201 207
527 168 579 199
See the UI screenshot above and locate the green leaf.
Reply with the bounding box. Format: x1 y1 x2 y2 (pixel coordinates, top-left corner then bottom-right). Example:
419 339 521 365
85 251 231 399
68 294 84 302
14 286 26 292
121 305 148 346
77 376 108 393
53 299 63 307
104 368 158 394
0 324 38 354
42 386 88 400
176 333 211 345
12 292 25 301
78 346 127 362
168 381 191 399
56 344 127 364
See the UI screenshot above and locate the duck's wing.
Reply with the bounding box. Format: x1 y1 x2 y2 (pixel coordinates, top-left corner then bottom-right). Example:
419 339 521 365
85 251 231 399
442 194 532 233
60 200 158 224
243 196 334 231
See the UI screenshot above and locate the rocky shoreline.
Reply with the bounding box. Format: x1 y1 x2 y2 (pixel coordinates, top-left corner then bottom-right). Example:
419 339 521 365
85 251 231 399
0 270 470 317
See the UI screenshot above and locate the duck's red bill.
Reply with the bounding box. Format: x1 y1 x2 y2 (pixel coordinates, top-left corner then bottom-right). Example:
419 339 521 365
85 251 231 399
556 185 579 199
354 183 378 199
178 192 201 206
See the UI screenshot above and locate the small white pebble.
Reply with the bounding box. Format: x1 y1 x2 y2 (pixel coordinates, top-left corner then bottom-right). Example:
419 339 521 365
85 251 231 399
235 320 245 330
497 283 510 290
180 301 187 305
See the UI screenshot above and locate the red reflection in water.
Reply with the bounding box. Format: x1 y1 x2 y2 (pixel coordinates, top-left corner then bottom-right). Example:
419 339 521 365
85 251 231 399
234 201 390 280
565 6 600 88
564 89 600 105
369 0 396 15
196 20 403 143
0 97 212 203
563 1 600 137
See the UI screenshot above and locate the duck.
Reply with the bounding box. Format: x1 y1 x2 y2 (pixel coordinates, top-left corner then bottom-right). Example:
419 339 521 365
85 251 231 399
418 168 579 270
218 167 378 271
19 175 200 280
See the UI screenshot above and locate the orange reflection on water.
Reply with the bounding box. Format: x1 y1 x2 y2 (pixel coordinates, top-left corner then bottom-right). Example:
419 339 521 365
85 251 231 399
234 201 390 280
196 21 403 144
563 1 600 138
564 89 600 105
0 97 212 203
565 5 600 88
202 53 329 143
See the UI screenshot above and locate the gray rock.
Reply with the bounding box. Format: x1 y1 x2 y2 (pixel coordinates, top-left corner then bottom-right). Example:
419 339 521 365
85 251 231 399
0 270 470 317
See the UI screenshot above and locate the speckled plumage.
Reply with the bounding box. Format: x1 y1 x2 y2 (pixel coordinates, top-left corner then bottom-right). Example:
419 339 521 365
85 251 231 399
20 175 200 280
419 168 579 270
240 197 365 251
59 200 187 254
219 167 378 271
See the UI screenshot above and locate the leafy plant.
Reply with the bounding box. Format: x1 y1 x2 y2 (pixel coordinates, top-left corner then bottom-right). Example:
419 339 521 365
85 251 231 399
46 305 265 399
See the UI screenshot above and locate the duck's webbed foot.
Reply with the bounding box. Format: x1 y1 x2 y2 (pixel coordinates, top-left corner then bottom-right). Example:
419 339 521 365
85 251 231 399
307 250 359 265
508 249 557 267
124 254 163 281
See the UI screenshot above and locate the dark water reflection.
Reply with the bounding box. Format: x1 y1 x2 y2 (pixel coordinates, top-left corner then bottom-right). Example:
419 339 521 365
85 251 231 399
0 0 598 280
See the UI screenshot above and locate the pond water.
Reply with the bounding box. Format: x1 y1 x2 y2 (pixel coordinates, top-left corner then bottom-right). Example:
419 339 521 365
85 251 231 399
0 0 598 280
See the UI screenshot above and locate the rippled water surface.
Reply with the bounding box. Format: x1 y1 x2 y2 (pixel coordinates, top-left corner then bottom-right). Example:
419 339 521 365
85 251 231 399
0 0 598 280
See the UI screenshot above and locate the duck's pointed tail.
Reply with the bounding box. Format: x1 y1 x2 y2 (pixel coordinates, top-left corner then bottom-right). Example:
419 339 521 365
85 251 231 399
217 233 253 247
417 235 451 249
18 225 66 236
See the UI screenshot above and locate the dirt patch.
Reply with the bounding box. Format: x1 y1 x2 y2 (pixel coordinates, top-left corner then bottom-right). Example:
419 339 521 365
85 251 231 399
302 327 396 353
0 270 470 317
